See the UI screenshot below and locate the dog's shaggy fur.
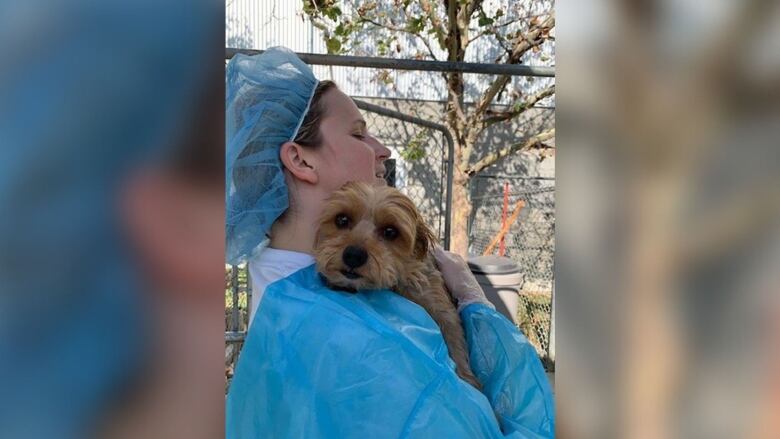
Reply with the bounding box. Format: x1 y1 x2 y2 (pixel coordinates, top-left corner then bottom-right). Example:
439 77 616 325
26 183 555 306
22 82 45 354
314 182 481 389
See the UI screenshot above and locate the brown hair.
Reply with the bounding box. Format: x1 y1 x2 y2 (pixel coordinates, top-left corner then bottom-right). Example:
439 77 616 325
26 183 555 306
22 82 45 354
293 80 338 147
271 80 339 230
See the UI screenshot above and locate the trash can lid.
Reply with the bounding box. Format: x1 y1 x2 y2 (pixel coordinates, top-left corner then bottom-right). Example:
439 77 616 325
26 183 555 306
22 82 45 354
468 255 520 275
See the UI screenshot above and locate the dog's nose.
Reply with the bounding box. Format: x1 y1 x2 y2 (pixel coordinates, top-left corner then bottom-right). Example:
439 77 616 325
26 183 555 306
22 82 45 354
342 245 368 269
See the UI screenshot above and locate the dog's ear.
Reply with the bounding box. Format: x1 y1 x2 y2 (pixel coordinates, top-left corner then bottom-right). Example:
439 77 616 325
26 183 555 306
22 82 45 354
414 216 437 260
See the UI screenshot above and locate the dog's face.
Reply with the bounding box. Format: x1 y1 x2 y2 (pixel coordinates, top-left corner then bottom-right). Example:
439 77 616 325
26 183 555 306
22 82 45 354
314 182 436 291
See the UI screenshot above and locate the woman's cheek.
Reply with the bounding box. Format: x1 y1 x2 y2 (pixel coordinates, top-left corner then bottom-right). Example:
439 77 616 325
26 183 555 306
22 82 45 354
364 149 377 180
350 145 374 182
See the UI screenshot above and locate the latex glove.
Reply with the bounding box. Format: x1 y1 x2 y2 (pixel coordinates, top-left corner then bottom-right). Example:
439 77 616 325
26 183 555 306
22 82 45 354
433 246 495 312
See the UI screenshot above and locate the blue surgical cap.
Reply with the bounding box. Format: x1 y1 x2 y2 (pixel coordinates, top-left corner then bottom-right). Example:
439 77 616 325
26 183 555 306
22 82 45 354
226 47 318 264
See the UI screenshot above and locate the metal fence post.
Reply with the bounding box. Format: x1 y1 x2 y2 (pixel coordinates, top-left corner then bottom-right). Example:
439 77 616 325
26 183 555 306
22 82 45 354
226 49 555 77
549 280 555 362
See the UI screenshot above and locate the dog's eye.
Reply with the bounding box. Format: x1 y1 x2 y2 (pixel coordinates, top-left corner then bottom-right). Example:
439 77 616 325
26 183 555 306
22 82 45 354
334 214 350 229
382 226 399 240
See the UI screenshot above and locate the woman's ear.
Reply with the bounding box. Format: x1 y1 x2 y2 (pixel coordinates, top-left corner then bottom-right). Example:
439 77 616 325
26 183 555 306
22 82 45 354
279 141 318 184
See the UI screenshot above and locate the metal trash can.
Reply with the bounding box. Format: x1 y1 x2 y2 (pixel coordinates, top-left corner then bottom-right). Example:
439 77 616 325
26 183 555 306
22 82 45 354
384 158 396 187
468 255 523 324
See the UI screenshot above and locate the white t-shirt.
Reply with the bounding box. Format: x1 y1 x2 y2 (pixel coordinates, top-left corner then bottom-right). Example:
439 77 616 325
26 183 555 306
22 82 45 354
247 247 315 325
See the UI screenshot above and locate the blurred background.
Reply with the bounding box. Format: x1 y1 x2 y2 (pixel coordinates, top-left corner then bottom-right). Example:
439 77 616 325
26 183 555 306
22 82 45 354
556 0 780 438
0 1 225 438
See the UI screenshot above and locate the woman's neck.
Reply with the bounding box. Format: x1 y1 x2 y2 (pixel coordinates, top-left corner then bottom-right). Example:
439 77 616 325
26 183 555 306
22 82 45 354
268 213 319 254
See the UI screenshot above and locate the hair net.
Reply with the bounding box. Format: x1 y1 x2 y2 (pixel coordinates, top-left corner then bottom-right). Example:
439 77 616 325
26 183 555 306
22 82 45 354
226 47 319 264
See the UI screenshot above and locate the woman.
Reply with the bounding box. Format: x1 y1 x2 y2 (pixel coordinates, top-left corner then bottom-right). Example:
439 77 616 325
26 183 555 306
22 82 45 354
226 47 554 438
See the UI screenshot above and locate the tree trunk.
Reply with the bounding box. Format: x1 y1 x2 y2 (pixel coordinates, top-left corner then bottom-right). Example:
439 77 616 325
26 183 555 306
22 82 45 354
450 169 471 256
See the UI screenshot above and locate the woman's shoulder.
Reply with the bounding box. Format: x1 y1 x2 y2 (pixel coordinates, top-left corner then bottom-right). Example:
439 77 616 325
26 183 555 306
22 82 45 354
257 265 452 364
235 266 501 438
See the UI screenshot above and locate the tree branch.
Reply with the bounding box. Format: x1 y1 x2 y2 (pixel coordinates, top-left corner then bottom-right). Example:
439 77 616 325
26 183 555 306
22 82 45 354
467 13 547 45
310 15 331 33
466 129 555 176
510 15 555 59
473 13 555 119
482 85 555 127
493 33 514 60
419 0 447 50
359 16 441 61
456 2 473 52
466 0 485 20
399 2 443 62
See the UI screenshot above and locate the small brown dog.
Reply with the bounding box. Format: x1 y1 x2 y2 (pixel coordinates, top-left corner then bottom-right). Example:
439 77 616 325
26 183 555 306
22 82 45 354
314 181 481 389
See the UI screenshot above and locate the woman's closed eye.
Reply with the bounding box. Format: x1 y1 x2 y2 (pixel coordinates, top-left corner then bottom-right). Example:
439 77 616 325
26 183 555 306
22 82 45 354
352 133 366 140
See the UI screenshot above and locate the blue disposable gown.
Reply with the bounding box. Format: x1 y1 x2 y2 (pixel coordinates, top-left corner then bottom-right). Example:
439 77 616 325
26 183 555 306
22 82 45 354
227 264 554 438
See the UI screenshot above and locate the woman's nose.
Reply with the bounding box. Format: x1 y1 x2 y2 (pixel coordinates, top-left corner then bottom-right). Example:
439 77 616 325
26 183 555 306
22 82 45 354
367 135 391 160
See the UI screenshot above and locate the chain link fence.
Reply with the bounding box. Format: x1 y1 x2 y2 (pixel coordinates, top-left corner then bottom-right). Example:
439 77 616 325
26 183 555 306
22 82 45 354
225 264 248 389
469 176 555 368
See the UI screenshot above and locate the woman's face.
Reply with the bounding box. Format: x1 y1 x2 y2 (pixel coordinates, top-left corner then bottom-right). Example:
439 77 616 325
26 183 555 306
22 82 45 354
312 89 391 192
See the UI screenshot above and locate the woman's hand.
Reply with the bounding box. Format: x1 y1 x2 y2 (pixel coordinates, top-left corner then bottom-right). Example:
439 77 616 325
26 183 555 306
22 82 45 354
433 246 495 312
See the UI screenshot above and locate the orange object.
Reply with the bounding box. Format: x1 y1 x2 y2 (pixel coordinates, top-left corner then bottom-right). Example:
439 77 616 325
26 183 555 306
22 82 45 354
483 199 525 256
500 182 509 256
